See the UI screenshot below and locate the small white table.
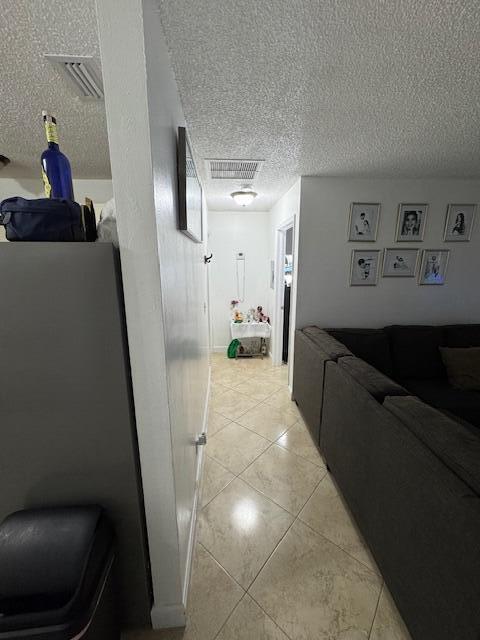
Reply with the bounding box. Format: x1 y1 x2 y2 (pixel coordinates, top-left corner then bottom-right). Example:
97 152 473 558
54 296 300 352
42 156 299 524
230 321 271 357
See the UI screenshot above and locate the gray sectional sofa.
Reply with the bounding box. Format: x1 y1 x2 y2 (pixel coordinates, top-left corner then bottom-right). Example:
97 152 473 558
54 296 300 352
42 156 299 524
292 325 480 640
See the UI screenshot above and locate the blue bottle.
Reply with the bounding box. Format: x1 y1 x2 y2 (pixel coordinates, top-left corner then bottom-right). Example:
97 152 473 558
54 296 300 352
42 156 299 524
41 111 74 200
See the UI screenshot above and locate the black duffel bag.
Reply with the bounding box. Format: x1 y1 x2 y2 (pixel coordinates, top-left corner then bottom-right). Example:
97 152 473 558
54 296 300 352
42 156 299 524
0 197 95 242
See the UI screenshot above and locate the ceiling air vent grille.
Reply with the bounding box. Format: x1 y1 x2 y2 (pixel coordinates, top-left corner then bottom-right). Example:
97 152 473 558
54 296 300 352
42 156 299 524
45 55 104 100
206 159 264 181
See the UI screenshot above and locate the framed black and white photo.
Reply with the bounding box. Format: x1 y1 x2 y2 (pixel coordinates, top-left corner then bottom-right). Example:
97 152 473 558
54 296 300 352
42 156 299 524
443 204 476 242
419 249 450 285
350 250 381 286
177 126 203 242
395 204 428 241
383 248 419 277
348 203 380 241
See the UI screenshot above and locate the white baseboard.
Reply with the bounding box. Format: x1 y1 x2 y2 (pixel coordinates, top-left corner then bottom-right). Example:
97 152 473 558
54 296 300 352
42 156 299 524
212 346 228 353
151 603 186 629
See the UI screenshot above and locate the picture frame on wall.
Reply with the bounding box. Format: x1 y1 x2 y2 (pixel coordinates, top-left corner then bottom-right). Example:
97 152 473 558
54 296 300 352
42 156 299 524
177 126 203 243
443 204 476 242
383 248 420 278
348 203 380 241
350 249 381 286
418 249 450 285
395 203 428 241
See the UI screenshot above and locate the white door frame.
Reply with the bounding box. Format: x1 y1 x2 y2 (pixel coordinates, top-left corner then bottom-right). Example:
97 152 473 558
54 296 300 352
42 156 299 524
272 216 295 369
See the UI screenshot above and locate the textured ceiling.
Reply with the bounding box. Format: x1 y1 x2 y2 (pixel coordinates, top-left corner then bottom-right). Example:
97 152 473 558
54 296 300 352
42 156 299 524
3 1 480 209
0 0 110 180
158 0 480 211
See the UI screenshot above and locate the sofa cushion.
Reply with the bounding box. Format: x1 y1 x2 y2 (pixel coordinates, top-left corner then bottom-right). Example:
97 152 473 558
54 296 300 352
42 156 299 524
400 378 480 430
440 346 480 391
302 326 352 360
326 328 393 376
338 356 408 402
385 395 480 496
444 324 480 348
386 325 446 379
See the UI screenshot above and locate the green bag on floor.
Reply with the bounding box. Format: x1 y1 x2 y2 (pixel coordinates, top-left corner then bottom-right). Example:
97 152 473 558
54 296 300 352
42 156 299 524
227 339 240 359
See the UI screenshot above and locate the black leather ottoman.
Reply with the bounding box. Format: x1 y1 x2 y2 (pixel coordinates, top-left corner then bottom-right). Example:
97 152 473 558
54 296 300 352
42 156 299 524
0 506 119 639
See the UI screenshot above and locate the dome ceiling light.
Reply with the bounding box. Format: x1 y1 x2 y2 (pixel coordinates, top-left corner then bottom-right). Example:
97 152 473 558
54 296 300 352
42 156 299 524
230 186 258 207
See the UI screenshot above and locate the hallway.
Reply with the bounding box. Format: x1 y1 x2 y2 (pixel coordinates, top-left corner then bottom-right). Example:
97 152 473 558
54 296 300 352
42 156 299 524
131 353 411 639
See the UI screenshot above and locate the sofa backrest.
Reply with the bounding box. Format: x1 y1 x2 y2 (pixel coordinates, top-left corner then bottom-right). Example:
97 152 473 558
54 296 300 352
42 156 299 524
338 356 408 402
385 325 446 380
444 324 480 348
304 322 480 382
385 395 480 496
326 328 393 376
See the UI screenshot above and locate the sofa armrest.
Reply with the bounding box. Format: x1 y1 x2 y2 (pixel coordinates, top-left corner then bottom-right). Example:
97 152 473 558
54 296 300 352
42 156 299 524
292 329 338 443
338 356 408 402
385 395 480 496
302 326 352 359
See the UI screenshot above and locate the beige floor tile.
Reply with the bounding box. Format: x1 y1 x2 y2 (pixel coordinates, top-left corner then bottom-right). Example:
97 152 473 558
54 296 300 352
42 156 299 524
262 366 289 385
236 403 298 441
263 387 301 417
276 421 325 467
206 422 270 474
216 594 288 640
240 444 326 515
210 382 231 400
234 378 281 401
211 367 246 389
207 411 231 437
210 388 259 420
184 544 244 639
198 478 293 589
298 474 378 573
201 455 235 507
249 519 381 640
370 584 412 640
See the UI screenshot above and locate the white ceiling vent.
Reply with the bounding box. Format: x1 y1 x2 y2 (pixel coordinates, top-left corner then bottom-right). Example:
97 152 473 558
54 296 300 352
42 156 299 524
44 55 104 100
206 159 264 181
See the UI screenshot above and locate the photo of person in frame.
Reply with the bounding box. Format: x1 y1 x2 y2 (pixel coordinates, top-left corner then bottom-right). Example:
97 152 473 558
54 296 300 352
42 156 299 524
396 204 428 241
354 211 371 237
451 211 466 236
444 204 476 242
348 203 380 241
419 249 449 285
350 249 380 285
401 210 421 237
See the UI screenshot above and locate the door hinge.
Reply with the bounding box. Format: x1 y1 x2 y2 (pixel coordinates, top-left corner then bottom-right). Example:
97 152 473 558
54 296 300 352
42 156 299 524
196 433 207 447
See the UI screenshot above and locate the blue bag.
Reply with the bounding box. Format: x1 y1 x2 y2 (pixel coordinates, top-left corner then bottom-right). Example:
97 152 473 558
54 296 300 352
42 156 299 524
0 197 87 241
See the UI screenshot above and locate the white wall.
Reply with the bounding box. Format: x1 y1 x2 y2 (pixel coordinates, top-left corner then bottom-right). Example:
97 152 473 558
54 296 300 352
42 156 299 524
96 0 209 629
297 177 480 328
0 177 113 207
208 211 271 349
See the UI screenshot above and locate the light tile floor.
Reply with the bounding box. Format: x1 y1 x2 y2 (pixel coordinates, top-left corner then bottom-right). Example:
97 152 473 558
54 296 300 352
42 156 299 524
125 353 411 640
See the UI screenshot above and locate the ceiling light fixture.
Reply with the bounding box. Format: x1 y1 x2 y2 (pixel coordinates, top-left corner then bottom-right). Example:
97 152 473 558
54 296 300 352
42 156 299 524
230 186 258 207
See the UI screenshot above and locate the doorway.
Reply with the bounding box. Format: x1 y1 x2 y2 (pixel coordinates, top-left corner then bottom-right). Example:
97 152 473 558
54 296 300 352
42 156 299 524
282 226 294 363
273 216 296 375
